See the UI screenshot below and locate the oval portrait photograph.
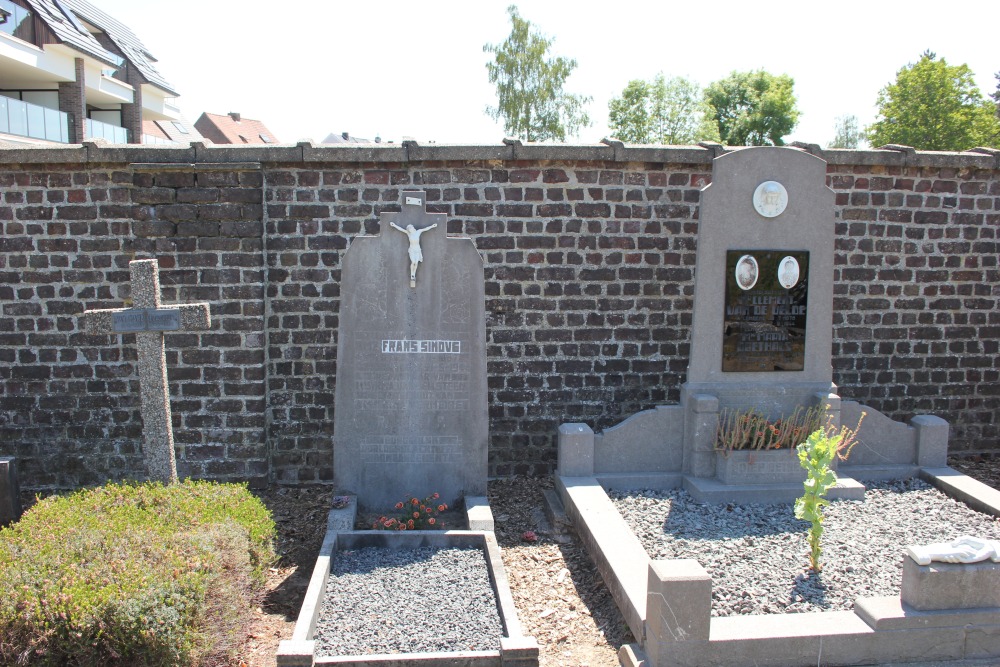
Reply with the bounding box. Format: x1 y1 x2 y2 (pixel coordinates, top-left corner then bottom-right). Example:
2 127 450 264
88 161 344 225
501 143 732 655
753 180 788 218
778 255 800 289
735 254 759 291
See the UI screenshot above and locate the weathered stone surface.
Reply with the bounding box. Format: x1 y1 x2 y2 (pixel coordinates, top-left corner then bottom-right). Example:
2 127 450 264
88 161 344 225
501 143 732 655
0 457 21 526
333 190 487 510
687 147 834 390
902 556 1000 611
83 259 211 483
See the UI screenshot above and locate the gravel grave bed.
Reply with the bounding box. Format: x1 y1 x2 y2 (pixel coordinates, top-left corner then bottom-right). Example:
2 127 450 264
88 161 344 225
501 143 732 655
314 546 503 657
611 479 1000 617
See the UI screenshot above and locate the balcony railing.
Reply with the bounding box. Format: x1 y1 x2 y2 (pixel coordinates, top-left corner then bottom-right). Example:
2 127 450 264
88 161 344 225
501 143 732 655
85 118 128 144
0 96 69 143
142 134 176 146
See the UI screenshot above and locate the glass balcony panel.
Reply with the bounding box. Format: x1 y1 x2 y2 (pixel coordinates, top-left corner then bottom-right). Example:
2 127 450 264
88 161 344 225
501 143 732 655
85 117 129 144
0 96 8 134
26 102 44 138
43 107 66 143
8 97 28 137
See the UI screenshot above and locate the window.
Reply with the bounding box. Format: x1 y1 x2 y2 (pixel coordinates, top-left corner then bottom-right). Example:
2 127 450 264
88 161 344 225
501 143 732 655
259 133 273 143
53 0 87 33
171 121 189 134
0 0 34 43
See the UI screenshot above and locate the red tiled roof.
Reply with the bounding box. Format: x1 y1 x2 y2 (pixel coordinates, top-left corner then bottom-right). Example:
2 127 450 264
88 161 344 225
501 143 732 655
194 112 279 145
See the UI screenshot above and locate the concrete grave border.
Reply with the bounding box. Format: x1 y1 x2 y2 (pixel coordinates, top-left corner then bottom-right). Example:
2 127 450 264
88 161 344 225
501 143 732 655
277 499 538 667
556 469 1000 667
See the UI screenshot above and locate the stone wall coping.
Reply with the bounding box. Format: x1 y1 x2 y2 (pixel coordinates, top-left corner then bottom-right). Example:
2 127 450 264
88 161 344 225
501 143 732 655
0 140 997 169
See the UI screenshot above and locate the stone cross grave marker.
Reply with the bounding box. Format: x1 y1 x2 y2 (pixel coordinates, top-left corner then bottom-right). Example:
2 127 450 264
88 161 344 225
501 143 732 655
83 258 211 484
333 190 488 511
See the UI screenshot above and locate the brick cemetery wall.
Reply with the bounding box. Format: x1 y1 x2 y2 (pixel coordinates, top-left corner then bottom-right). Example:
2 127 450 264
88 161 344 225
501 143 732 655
0 141 996 490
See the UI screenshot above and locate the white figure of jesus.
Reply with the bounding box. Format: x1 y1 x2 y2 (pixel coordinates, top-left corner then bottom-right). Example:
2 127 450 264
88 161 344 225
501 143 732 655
390 222 437 287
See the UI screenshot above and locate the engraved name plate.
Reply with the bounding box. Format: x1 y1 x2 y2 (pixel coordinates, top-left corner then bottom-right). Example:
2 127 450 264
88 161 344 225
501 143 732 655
722 250 809 372
112 308 181 332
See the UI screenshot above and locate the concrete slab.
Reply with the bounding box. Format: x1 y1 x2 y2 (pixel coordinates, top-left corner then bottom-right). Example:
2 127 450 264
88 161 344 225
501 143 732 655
902 557 1000 611
922 467 1000 518
683 474 865 504
556 476 649 642
465 496 494 532
855 596 1000 631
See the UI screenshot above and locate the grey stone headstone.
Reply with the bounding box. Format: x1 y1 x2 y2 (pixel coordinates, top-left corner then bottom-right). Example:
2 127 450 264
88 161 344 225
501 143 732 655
333 191 488 511
685 147 836 414
0 457 22 526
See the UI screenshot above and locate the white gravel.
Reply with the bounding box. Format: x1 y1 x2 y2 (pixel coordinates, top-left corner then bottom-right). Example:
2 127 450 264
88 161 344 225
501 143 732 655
314 546 503 657
610 479 1000 616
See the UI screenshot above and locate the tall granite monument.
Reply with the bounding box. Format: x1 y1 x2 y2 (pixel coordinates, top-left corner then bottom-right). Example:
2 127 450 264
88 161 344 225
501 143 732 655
680 146 837 479
333 191 488 510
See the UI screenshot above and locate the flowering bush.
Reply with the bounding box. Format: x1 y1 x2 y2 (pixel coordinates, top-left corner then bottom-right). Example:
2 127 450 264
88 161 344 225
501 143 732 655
715 404 825 454
372 493 448 531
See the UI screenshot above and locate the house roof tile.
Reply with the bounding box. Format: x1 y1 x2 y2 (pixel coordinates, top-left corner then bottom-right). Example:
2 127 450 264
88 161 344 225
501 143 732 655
195 112 280 145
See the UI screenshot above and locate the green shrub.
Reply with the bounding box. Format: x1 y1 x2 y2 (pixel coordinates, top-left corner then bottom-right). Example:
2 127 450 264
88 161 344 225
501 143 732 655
0 480 276 666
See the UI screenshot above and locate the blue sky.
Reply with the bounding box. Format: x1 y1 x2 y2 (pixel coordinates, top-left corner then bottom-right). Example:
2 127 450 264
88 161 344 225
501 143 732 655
96 0 999 147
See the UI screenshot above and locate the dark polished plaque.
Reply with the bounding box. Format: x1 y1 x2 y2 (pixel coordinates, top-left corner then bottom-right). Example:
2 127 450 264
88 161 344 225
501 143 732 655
722 250 809 372
112 308 180 333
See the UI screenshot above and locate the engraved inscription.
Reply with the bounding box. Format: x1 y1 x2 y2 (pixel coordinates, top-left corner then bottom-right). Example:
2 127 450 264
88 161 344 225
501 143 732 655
361 436 461 464
728 460 800 475
112 309 146 332
723 250 809 372
112 308 180 332
381 339 462 354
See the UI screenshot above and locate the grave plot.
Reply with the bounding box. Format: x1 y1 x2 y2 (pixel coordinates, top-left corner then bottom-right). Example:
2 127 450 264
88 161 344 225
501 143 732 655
277 502 537 667
556 147 1000 666
610 480 1000 617
279 191 537 666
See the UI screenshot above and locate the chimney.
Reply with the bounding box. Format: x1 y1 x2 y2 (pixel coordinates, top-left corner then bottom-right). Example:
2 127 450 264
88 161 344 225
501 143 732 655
229 112 241 122
342 131 349 140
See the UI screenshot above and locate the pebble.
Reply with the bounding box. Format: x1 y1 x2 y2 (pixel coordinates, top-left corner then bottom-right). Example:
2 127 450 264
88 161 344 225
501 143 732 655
313 546 503 656
611 479 1000 617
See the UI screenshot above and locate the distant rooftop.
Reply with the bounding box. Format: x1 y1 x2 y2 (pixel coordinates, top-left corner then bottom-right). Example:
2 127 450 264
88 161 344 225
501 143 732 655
194 112 279 145
322 132 385 145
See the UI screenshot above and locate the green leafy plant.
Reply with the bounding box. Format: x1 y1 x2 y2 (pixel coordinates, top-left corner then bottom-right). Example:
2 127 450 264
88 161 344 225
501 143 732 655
0 480 275 666
372 493 448 531
794 413 865 571
715 404 825 454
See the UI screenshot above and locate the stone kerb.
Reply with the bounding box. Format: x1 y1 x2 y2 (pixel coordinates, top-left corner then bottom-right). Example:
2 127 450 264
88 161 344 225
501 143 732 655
645 559 711 666
901 556 1000 611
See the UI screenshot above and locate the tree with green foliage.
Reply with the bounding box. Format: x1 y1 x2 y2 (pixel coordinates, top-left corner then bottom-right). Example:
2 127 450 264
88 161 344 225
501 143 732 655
828 114 863 149
608 73 719 145
483 5 591 142
992 72 1000 117
702 70 800 146
866 52 1000 151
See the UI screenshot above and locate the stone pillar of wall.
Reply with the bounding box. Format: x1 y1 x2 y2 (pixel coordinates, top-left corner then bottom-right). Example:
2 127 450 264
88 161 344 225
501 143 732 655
122 65 145 144
57 57 86 143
